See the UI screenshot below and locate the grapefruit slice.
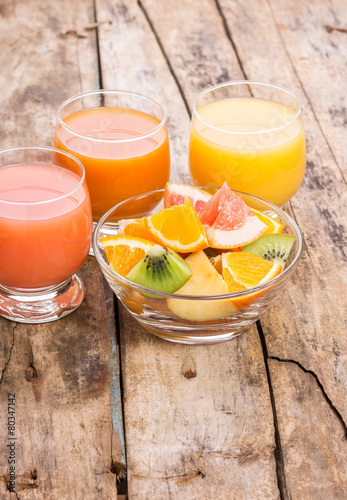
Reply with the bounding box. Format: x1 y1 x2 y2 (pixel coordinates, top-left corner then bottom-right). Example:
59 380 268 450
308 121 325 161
199 182 267 248
164 182 212 213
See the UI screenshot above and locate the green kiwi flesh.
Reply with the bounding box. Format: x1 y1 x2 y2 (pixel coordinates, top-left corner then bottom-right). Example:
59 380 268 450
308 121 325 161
126 244 192 294
242 234 295 267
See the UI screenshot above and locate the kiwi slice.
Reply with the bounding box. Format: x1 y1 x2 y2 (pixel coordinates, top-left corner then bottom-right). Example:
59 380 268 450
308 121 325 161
242 234 295 267
126 244 192 294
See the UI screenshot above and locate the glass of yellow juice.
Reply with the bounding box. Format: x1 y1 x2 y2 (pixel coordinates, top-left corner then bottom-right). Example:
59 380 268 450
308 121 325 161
189 81 306 207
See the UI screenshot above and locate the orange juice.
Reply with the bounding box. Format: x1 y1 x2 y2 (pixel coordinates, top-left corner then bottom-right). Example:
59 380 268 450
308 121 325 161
0 164 92 289
55 107 170 221
189 98 306 206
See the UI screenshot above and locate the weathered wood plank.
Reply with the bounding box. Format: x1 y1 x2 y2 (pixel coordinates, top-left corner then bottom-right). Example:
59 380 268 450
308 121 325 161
269 358 347 499
0 1 123 497
216 0 347 413
95 0 191 182
108 0 347 497
97 0 280 497
216 0 347 495
0 260 120 499
268 0 347 175
119 311 279 499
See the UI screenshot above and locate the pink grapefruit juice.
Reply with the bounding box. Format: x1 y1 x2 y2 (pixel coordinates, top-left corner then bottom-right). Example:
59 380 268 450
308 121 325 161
0 163 92 290
54 107 170 221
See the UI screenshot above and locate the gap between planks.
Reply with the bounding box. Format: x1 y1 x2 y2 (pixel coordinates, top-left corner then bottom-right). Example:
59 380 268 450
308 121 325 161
137 0 191 117
93 2 127 495
89 2 316 500
265 0 346 185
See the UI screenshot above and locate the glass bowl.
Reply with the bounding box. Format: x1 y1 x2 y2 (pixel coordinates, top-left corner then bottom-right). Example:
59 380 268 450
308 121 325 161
93 188 303 344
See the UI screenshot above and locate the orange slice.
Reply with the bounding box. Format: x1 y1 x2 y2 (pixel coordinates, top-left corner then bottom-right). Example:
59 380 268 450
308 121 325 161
118 218 158 243
101 235 154 277
145 198 208 252
222 252 282 310
222 252 282 290
251 209 284 235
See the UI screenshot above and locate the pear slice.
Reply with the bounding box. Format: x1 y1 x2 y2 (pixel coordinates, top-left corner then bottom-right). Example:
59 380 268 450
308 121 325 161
167 250 237 321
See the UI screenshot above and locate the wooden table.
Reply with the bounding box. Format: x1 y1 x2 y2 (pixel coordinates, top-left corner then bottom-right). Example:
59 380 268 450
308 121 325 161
0 1 346 498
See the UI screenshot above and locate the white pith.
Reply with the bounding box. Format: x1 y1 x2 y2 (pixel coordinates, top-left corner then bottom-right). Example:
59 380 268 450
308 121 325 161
118 218 137 233
222 253 282 288
147 223 208 251
101 235 154 252
166 183 212 204
204 215 267 248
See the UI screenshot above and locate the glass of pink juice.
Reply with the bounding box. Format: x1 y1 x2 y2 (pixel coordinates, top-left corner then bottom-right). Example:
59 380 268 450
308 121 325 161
54 90 170 223
0 147 93 323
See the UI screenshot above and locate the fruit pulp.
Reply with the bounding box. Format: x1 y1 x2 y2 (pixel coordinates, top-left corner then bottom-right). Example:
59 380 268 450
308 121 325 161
0 164 92 290
189 98 306 207
55 107 170 221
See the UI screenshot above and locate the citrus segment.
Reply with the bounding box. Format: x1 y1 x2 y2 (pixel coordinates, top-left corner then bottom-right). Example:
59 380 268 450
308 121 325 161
101 235 154 277
167 250 237 321
222 252 282 290
251 209 284 235
164 182 212 213
118 218 158 242
199 182 267 248
145 198 208 252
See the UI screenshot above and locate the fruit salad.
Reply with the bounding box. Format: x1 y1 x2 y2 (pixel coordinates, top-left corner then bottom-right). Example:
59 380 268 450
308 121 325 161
101 182 295 321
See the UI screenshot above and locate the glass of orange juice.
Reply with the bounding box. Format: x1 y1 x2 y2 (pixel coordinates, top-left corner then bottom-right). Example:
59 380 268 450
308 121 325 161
0 147 93 323
55 90 170 223
189 81 306 207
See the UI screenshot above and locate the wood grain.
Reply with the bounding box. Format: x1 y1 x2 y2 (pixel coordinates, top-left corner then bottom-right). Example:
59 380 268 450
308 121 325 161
0 1 123 498
270 358 347 499
216 0 347 495
97 0 281 497
119 309 278 499
216 0 347 412
125 0 347 497
95 0 192 182
0 0 346 498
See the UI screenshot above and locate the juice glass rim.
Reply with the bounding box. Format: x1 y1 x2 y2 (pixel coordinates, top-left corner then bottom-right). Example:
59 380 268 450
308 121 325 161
57 89 167 144
193 80 302 135
93 187 304 300
0 146 86 206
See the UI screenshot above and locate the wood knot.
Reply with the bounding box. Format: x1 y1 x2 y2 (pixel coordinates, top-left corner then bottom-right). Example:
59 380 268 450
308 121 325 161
25 366 37 382
184 369 196 379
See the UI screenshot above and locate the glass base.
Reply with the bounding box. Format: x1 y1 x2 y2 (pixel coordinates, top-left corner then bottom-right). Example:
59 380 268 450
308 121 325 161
0 274 85 324
140 321 251 345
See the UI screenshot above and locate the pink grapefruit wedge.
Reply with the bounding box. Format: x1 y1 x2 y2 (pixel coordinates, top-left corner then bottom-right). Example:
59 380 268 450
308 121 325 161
199 182 267 249
164 182 212 213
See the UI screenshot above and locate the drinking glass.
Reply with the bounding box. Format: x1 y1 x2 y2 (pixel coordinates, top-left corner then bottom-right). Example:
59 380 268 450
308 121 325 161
55 90 170 223
0 147 93 323
189 81 306 207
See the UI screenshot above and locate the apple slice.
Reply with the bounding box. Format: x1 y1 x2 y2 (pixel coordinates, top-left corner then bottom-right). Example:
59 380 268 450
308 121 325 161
167 250 237 321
